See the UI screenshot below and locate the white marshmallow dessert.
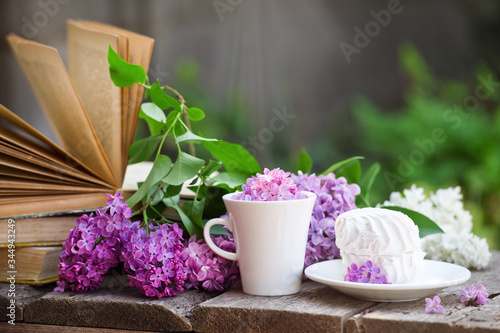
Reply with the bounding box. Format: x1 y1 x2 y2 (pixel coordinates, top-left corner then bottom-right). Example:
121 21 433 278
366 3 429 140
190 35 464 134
335 207 425 284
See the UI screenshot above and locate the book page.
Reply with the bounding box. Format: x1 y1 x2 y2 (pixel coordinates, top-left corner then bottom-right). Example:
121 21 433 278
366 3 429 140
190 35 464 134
0 192 109 219
74 20 154 181
66 20 124 183
0 103 107 185
0 123 111 188
6 34 117 187
0 152 93 187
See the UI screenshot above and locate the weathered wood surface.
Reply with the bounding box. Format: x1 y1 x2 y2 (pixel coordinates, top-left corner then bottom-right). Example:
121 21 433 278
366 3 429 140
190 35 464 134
193 281 376 333
21 267 217 332
347 251 500 333
0 322 161 333
0 252 498 332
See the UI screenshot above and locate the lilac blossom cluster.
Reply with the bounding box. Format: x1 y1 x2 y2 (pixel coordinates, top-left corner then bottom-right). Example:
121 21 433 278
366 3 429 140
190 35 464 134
55 193 132 292
56 192 240 297
292 172 360 268
181 233 240 292
233 168 307 201
344 261 391 284
460 284 490 306
121 223 187 298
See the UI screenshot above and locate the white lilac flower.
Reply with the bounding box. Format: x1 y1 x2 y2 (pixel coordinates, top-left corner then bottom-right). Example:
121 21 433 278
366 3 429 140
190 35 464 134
380 185 491 270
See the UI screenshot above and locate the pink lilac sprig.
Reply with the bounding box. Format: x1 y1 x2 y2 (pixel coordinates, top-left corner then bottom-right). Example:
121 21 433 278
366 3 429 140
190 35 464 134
292 172 360 269
344 260 391 284
460 284 490 306
180 233 240 292
234 168 307 201
55 193 132 293
121 223 187 298
425 295 444 314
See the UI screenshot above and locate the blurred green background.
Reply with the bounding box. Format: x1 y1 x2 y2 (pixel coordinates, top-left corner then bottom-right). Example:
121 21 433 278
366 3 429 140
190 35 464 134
161 42 500 250
1 1 500 249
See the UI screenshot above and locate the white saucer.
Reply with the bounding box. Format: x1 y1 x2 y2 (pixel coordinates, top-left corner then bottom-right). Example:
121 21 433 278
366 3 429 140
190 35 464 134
304 259 471 302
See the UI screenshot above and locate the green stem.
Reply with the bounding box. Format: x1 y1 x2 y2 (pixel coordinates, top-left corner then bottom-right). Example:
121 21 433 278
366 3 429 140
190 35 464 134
150 205 170 223
155 112 180 160
161 85 196 157
143 210 149 235
94 237 103 247
139 182 166 215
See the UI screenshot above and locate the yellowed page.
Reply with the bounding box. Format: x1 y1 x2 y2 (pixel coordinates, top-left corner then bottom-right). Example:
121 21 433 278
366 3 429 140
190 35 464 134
6 34 116 187
74 20 154 181
66 20 123 183
0 124 110 188
130 34 154 152
0 162 89 186
0 178 104 193
0 152 94 187
0 192 109 219
0 103 109 187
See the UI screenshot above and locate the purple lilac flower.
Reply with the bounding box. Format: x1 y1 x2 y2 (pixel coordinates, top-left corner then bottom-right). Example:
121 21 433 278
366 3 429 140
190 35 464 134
460 284 490 306
55 193 131 293
425 295 444 314
460 285 477 303
292 172 360 269
233 168 307 201
121 222 187 298
476 285 491 305
180 234 240 292
344 263 363 282
344 260 391 284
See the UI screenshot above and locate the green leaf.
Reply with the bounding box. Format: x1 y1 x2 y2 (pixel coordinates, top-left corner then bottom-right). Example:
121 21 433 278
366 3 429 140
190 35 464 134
139 103 166 135
202 219 232 237
128 134 163 164
360 163 380 199
200 160 222 178
176 131 217 143
187 107 205 121
147 183 165 206
381 206 444 238
321 156 364 175
165 184 183 197
182 198 205 228
126 154 172 207
163 197 202 237
203 140 261 177
162 151 205 186
108 45 147 87
165 109 182 133
336 160 362 184
150 82 181 112
298 148 312 174
212 172 247 189
356 162 381 207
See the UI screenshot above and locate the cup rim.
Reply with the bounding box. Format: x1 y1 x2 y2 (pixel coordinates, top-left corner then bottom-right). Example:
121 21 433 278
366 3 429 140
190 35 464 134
222 190 316 203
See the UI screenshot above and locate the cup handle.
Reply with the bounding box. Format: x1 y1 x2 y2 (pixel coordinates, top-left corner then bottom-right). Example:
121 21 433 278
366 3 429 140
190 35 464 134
203 218 237 261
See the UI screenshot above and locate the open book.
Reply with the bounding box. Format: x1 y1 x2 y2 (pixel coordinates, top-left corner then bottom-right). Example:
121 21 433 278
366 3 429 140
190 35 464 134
0 20 154 219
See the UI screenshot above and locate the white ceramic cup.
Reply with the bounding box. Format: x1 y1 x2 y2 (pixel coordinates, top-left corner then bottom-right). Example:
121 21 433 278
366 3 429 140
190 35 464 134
203 191 316 296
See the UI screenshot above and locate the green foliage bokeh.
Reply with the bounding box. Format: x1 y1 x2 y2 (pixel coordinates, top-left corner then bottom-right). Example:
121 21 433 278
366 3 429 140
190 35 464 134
166 45 500 249
352 43 500 249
